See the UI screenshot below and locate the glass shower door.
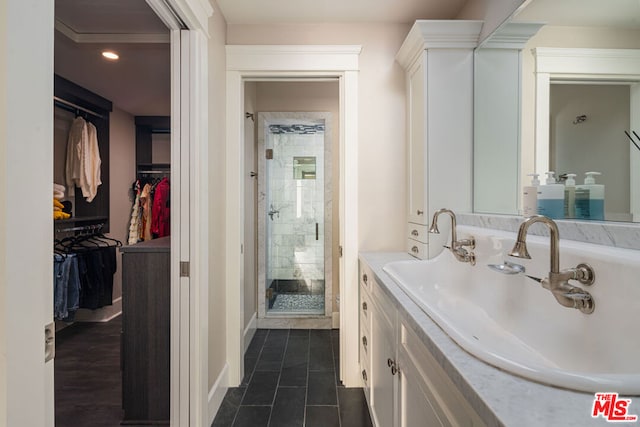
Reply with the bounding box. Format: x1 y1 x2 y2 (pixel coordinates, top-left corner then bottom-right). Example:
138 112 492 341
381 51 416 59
265 121 325 315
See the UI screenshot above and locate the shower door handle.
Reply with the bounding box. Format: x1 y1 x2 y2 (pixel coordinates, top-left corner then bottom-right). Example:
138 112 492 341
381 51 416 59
315 223 319 241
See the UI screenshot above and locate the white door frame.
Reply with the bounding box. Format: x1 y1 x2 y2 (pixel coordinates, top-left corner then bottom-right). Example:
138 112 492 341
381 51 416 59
147 1 213 426
225 45 362 387
1 0 211 425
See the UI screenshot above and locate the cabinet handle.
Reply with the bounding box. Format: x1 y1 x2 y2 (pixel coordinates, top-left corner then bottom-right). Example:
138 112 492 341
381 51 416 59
391 364 399 376
388 358 399 375
411 246 419 254
362 301 367 312
362 369 368 382
362 336 367 347
411 229 419 236
387 358 394 368
417 210 424 215
363 273 368 284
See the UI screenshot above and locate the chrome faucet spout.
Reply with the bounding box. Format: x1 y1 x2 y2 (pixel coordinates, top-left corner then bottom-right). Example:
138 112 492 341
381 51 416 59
510 215 560 273
429 208 475 265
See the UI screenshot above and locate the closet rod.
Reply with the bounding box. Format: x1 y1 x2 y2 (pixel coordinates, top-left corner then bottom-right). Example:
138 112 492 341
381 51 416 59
137 170 170 175
54 96 105 119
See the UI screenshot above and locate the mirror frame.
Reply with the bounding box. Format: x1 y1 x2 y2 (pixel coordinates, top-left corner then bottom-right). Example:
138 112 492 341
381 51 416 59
532 47 640 221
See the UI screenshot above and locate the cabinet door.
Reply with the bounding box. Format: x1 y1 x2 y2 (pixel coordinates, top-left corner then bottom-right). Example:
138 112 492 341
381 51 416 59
398 349 446 427
370 302 396 427
407 56 427 225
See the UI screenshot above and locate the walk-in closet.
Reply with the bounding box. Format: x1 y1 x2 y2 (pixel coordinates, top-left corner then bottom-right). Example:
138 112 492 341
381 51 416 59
53 0 171 425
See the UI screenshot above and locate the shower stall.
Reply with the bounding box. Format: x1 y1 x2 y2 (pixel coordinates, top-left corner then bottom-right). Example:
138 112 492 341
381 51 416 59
257 112 332 320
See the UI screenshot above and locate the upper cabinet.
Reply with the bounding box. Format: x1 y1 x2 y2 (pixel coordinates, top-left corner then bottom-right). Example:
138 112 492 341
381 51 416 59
396 21 482 259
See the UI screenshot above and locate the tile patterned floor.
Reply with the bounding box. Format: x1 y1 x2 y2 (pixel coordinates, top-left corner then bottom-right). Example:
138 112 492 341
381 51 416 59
212 329 373 427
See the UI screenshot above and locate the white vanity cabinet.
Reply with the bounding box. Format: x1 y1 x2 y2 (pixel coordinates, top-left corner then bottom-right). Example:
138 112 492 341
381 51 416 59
396 21 482 259
359 259 485 427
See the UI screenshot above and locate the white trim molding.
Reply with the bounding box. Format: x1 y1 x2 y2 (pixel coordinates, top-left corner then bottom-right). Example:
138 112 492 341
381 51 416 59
226 44 361 387
244 313 257 353
208 363 229 425
480 22 544 49
396 20 483 70
55 20 169 43
533 48 640 175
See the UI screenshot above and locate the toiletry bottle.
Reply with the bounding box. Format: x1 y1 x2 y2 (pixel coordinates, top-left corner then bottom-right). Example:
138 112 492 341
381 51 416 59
522 173 540 216
564 173 576 219
537 171 564 219
575 172 604 220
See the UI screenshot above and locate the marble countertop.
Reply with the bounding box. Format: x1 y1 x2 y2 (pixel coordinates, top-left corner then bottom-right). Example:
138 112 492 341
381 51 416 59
359 251 640 427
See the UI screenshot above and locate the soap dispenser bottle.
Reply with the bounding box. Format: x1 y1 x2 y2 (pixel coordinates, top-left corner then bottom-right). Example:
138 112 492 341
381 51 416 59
564 173 576 219
575 172 605 220
523 173 540 216
537 171 564 219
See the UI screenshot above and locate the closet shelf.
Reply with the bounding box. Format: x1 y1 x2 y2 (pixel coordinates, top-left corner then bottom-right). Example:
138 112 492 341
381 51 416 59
53 216 108 225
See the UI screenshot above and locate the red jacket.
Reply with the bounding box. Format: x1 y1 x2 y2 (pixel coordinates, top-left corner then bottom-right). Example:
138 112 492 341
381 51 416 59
151 177 170 237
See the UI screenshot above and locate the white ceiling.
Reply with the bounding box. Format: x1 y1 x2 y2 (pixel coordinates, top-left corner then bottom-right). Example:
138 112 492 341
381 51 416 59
216 0 468 24
55 0 639 117
512 0 640 29
54 0 170 116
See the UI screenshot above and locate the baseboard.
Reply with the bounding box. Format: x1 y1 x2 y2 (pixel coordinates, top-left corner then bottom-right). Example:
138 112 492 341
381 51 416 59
74 296 123 322
332 311 340 329
208 363 229 425
257 316 332 329
244 313 257 354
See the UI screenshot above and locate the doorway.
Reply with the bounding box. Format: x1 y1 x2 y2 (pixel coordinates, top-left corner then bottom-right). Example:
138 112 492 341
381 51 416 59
258 112 333 321
53 0 172 425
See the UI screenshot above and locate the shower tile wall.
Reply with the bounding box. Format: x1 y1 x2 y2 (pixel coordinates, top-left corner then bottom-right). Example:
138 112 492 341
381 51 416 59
267 131 325 284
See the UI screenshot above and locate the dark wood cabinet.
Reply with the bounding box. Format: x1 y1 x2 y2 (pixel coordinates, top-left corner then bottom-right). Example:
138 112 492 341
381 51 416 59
120 237 170 425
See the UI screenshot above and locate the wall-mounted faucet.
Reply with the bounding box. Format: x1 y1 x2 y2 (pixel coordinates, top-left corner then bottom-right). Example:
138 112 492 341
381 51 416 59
509 215 596 314
429 208 476 265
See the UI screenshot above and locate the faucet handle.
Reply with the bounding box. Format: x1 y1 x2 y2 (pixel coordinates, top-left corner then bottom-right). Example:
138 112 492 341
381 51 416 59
456 237 475 250
573 263 595 286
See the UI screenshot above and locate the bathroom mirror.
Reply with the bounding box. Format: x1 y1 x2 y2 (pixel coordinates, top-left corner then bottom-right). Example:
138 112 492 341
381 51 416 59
473 0 640 222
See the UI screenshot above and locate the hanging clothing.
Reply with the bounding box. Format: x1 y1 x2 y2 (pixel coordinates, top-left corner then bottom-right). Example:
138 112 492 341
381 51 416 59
151 177 170 238
84 122 102 202
128 181 142 245
65 117 87 197
140 183 153 241
64 117 102 202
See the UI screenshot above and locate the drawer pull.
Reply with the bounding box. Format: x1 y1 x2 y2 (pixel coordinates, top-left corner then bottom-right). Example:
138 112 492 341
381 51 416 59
387 358 394 368
417 210 424 215
363 273 368 284
411 229 419 237
411 246 419 254
362 336 367 347
362 369 368 382
362 301 367 312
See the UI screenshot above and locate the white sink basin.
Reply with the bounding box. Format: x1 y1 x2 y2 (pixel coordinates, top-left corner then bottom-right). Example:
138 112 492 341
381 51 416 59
383 225 640 394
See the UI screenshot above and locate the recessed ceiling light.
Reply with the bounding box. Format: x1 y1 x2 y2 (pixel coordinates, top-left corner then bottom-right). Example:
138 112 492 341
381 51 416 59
102 51 119 60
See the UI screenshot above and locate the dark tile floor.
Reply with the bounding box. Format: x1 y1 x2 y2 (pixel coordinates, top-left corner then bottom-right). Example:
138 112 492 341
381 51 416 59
55 316 123 427
212 329 373 427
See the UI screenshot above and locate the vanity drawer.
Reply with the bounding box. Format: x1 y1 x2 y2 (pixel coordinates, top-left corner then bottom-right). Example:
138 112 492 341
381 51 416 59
360 262 374 293
407 239 428 260
407 223 428 243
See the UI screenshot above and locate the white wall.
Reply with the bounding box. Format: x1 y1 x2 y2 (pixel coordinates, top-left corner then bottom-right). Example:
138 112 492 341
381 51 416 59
520 26 640 201
207 0 228 391
0 0 7 421
227 23 409 253
1 0 54 425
